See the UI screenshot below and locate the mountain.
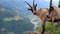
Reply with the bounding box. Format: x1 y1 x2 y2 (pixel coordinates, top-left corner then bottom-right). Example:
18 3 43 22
0 4 34 34
0 0 32 16
0 4 18 18
28 14 42 30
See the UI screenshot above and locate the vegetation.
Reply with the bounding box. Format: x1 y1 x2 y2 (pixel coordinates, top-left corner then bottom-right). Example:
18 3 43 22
38 22 60 34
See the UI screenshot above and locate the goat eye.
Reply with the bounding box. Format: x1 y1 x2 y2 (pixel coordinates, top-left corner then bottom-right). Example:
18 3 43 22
46 8 48 10
34 13 36 15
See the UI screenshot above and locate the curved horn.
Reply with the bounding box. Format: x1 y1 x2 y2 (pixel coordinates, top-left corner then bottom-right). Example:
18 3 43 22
33 0 34 7
33 0 37 10
49 0 53 14
35 4 37 10
25 0 37 11
50 0 52 7
25 1 32 8
49 0 52 10
25 1 32 10
58 0 60 7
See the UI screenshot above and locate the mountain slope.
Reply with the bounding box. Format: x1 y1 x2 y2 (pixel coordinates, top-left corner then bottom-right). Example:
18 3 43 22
0 4 34 34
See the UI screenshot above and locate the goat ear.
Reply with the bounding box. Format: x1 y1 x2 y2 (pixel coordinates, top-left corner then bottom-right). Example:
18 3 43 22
28 9 31 10
28 8 32 11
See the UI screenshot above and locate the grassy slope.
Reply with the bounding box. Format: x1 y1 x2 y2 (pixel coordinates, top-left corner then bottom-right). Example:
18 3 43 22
38 22 60 34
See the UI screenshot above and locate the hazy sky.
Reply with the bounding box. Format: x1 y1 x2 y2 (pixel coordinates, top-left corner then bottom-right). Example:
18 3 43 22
0 0 59 16
0 0 59 8
24 0 59 8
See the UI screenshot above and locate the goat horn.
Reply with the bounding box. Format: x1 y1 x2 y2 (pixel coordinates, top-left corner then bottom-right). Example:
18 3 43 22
49 0 53 14
58 0 60 7
33 0 37 10
33 0 34 7
25 1 32 8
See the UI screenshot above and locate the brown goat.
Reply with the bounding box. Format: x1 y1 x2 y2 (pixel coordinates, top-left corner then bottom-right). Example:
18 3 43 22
47 0 60 22
25 0 60 34
25 0 49 34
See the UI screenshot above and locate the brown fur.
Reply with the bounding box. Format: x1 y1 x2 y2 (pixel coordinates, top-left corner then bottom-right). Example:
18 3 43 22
25 0 60 34
47 5 60 22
